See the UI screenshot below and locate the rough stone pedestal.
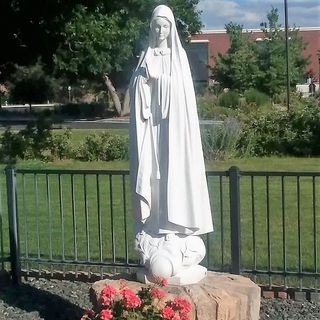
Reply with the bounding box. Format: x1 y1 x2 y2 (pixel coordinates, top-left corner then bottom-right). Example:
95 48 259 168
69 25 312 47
90 271 261 320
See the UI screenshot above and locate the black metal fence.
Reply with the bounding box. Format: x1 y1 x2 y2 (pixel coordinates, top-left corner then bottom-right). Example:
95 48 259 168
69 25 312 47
0 167 319 291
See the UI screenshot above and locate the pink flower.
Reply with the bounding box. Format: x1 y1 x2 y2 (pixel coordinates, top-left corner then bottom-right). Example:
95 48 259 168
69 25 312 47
172 315 181 320
99 295 113 307
172 297 192 314
99 285 117 306
179 314 191 320
150 287 166 299
161 305 175 319
119 279 127 289
100 309 113 320
120 287 141 309
156 277 168 287
101 285 117 298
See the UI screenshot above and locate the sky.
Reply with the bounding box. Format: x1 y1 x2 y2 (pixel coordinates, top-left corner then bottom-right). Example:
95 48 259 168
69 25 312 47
197 0 320 30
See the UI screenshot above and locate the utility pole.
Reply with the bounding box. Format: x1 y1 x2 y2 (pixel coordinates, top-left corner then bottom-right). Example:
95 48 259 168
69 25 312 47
284 0 290 110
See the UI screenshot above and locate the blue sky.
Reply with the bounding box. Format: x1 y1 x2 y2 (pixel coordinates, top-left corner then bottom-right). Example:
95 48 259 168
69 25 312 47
198 0 320 29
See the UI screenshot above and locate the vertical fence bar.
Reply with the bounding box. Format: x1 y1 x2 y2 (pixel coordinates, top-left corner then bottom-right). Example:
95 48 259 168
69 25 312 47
312 176 317 291
58 174 65 261
297 176 302 289
5 167 21 284
109 174 116 264
0 172 5 270
281 176 287 288
46 174 52 261
122 174 128 265
34 174 40 261
71 174 77 261
96 174 103 263
22 174 29 272
219 176 224 269
229 166 241 275
266 176 272 288
83 174 90 262
251 176 256 278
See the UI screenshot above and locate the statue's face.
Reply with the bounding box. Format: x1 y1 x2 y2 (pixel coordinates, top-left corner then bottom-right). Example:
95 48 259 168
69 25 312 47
152 17 171 43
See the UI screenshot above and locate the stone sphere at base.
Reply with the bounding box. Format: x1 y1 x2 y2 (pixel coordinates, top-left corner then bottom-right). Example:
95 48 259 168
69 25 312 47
149 255 174 278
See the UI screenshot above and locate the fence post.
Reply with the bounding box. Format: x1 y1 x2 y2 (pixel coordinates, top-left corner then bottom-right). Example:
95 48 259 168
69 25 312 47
5 167 21 284
229 166 241 275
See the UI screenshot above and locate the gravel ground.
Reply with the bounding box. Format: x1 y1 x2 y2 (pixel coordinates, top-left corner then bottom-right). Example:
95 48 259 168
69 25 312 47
0 277 319 319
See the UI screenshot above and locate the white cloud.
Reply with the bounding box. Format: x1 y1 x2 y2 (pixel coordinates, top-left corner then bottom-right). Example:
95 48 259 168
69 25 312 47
198 0 320 29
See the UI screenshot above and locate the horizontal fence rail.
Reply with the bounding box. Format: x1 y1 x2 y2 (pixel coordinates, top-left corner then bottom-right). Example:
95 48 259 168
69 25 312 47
1 167 319 291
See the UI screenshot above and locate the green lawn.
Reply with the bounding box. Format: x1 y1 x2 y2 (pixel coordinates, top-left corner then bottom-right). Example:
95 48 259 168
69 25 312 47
0 156 319 289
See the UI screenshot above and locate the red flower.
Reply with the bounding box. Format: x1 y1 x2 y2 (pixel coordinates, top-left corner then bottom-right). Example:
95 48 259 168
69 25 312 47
179 314 191 320
161 306 175 319
150 287 166 299
101 285 117 298
99 285 117 306
155 277 168 287
119 279 127 289
120 287 141 309
99 295 113 307
172 297 192 314
100 309 113 320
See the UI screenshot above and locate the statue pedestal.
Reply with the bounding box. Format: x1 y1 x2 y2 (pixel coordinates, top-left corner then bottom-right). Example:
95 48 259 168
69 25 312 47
136 265 207 285
90 271 261 320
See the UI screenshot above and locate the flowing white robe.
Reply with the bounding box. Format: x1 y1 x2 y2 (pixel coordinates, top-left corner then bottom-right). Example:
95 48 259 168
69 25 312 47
129 6 213 236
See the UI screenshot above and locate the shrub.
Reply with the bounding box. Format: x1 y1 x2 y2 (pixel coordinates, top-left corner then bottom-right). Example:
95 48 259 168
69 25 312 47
50 129 73 160
201 118 241 160
244 88 269 107
238 103 320 156
76 132 128 161
218 90 240 108
0 117 54 162
197 95 238 120
57 102 111 118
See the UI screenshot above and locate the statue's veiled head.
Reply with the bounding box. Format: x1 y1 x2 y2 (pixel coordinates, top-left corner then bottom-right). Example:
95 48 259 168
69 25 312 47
149 5 176 48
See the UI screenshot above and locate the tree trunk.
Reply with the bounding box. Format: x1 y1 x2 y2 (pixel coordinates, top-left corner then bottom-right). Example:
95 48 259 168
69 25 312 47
121 88 130 116
103 74 122 116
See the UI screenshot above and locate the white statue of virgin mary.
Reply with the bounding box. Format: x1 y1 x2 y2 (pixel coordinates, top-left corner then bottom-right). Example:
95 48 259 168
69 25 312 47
129 5 213 284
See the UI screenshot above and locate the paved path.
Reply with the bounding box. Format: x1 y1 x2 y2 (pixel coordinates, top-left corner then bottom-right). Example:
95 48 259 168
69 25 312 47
0 118 222 130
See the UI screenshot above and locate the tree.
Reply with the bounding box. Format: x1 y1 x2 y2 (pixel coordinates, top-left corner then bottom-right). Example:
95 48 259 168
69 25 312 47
256 7 308 97
212 8 309 98
212 23 261 92
54 0 202 115
0 0 102 78
10 62 56 110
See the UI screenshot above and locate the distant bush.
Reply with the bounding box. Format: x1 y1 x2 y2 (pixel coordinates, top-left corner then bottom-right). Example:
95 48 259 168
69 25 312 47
197 95 238 120
238 103 320 156
244 88 269 107
0 117 53 162
57 102 110 118
218 90 240 109
50 129 73 160
76 132 128 161
9 62 58 107
201 118 241 160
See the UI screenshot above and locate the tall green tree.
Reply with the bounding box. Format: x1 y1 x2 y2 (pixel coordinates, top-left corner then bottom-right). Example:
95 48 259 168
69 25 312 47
212 23 261 92
54 0 202 115
212 7 309 98
256 7 308 96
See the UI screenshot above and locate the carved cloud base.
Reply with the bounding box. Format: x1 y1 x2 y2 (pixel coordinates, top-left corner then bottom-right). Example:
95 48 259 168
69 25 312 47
136 265 207 285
